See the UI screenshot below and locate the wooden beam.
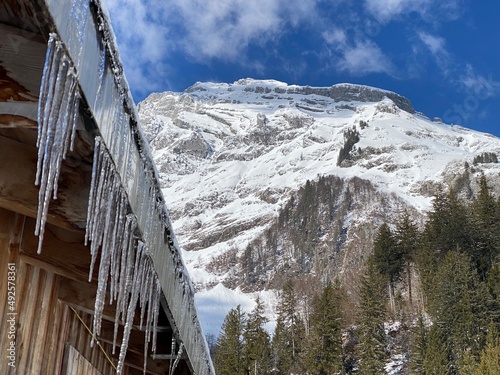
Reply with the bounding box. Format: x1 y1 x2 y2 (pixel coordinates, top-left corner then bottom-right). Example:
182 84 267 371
58 277 172 336
117 350 170 375
20 218 92 282
0 3 44 33
0 22 46 127
97 319 172 358
66 307 171 375
0 135 90 230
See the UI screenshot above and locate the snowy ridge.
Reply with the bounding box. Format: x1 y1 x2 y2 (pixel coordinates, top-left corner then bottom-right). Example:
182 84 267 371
139 79 500 336
184 78 414 113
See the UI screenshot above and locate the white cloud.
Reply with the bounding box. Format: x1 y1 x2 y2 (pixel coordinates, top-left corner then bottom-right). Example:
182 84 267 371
364 0 462 23
103 0 321 61
417 31 451 74
459 65 500 99
365 0 431 22
102 0 321 96
322 28 347 46
418 32 445 55
337 40 395 76
322 27 394 77
102 0 174 97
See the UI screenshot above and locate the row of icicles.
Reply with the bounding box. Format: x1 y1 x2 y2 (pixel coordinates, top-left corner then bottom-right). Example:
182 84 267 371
35 33 172 374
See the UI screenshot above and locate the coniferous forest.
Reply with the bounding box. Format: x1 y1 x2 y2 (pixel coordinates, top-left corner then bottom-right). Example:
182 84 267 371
212 175 500 375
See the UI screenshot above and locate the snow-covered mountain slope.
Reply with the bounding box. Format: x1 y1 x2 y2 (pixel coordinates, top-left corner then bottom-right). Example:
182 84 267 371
138 78 500 335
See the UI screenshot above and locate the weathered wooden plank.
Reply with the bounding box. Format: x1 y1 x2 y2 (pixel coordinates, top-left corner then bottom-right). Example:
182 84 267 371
20 218 92 282
44 301 71 375
118 350 170 375
0 135 90 230
0 208 21 375
66 309 170 375
0 1 44 33
66 312 115 374
12 260 65 374
58 278 119 323
0 22 46 127
58 277 172 335
63 346 103 375
97 318 172 358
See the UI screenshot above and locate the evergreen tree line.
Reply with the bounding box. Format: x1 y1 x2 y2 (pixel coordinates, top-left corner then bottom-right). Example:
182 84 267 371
213 279 347 375
236 174 396 291
214 175 500 374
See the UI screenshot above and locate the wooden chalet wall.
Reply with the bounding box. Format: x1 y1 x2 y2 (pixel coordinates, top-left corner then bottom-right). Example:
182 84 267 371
0 210 178 374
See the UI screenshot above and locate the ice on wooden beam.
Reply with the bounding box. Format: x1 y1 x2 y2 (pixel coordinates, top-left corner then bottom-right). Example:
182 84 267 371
85 137 162 374
35 33 80 254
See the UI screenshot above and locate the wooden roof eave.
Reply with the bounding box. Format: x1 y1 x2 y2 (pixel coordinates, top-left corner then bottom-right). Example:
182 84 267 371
35 0 215 374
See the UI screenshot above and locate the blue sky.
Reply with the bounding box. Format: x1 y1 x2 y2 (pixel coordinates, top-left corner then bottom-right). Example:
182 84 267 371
103 0 500 137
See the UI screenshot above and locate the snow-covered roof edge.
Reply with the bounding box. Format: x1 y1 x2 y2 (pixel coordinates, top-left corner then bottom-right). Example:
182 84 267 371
42 0 215 373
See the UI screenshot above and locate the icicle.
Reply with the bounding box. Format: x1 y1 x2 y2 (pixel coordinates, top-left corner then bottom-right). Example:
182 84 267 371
35 33 80 254
170 343 184 375
139 259 152 329
168 338 177 375
84 138 133 344
151 278 161 354
141 264 155 375
36 33 56 150
113 214 137 355
117 241 146 374
85 136 102 247
84 131 164 373
109 192 127 303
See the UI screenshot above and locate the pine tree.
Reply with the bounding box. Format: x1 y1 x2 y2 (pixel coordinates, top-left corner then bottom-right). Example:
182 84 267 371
214 305 246 375
427 251 487 364
409 315 427 375
244 297 272 375
273 280 306 374
474 323 500 375
272 317 288 374
471 175 500 279
423 325 451 375
307 280 344 375
394 211 420 307
357 259 387 375
372 223 400 315
487 261 500 326
372 223 400 284
424 189 473 256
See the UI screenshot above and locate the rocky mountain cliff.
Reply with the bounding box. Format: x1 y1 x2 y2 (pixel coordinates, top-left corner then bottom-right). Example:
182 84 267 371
137 78 500 335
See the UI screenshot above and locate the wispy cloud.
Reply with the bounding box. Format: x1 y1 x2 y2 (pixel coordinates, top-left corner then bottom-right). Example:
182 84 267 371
418 32 445 55
364 0 430 23
103 0 321 96
336 40 395 76
102 0 471 98
103 0 174 97
364 0 463 23
416 31 452 75
459 64 500 99
322 29 347 46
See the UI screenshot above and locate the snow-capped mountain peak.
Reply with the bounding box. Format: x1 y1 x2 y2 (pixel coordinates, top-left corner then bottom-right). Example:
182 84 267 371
138 79 500 336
